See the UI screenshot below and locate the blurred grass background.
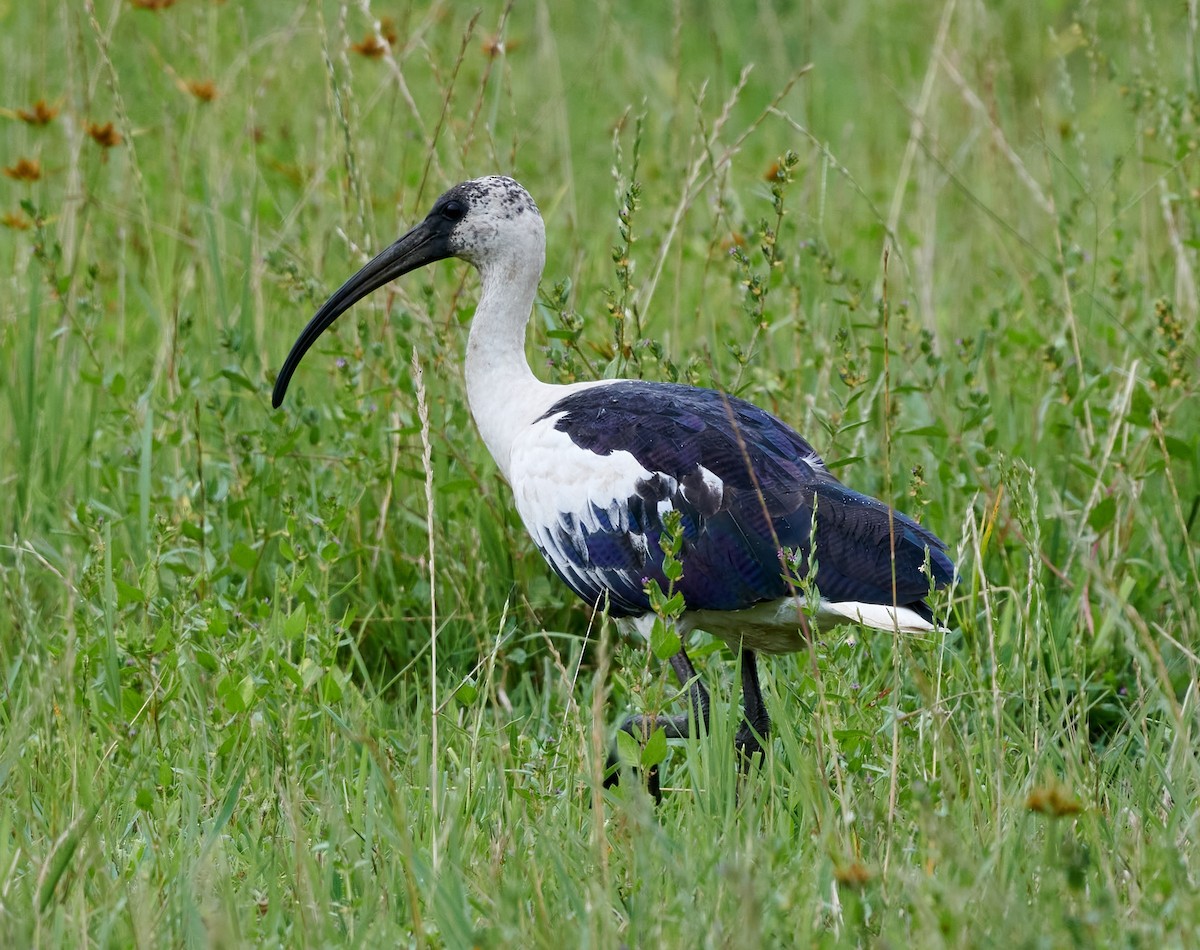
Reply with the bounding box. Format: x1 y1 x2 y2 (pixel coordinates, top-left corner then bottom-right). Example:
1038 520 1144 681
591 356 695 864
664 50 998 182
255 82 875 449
1 0 1198 945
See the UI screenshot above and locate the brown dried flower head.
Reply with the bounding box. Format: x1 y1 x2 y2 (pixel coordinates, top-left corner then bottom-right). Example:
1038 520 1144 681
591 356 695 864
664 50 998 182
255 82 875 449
88 122 122 148
3 158 42 182
351 33 388 58
1026 783 1083 818
18 100 58 125
187 80 218 102
2 211 33 230
482 35 521 58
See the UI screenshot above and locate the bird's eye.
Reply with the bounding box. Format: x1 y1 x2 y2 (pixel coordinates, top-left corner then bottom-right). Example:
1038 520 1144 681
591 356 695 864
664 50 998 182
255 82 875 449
441 200 465 221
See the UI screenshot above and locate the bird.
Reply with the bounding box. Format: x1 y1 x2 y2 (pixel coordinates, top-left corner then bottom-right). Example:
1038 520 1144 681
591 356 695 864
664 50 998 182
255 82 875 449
272 175 955 796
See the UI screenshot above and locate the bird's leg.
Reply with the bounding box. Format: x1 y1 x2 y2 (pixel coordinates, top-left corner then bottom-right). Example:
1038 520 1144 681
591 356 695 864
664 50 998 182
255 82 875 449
664 644 712 736
733 648 770 770
603 642 710 798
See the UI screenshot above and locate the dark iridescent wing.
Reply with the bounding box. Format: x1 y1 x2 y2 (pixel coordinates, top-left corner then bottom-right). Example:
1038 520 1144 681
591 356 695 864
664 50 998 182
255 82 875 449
508 380 953 619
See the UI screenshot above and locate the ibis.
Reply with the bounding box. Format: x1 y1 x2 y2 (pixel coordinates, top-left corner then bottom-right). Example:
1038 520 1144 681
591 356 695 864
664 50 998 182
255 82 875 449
272 176 955 795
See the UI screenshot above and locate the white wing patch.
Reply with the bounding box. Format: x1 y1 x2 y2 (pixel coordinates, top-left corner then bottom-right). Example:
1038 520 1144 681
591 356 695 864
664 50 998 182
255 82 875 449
819 600 934 633
508 413 678 602
509 412 657 532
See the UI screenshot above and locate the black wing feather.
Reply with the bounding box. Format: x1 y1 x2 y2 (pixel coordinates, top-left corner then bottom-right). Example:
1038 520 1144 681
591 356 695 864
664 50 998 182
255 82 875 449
537 380 954 619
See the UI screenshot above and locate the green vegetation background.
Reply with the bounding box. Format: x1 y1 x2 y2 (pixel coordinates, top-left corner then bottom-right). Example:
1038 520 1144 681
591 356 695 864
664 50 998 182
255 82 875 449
1 0 1197 945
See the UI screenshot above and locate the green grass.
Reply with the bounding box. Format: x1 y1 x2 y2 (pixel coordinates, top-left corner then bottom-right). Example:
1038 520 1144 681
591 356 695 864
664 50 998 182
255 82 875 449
2 0 1198 945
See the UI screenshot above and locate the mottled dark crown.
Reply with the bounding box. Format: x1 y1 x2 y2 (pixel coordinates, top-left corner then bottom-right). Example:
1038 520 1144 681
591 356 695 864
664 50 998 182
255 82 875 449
435 176 539 220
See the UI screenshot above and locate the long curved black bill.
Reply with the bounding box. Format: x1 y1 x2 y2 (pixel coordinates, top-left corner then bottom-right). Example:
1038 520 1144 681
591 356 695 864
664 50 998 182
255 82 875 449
271 217 454 408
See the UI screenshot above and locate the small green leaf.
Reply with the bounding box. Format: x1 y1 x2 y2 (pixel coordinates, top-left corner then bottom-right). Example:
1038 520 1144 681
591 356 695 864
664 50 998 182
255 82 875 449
645 578 665 611
614 730 642 770
1163 435 1193 461
650 617 681 660
281 660 304 689
151 621 172 652
238 674 256 709
641 727 668 769
206 610 229 639
283 603 307 639
139 560 159 600
219 366 257 392
230 541 258 571
299 657 322 690
219 674 245 713
114 578 145 608
192 649 218 672
899 422 948 439
1087 496 1117 534
320 670 343 703
455 680 479 704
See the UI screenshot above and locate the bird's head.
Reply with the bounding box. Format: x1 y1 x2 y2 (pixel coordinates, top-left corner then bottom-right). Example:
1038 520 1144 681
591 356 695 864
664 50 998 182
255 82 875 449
271 175 543 408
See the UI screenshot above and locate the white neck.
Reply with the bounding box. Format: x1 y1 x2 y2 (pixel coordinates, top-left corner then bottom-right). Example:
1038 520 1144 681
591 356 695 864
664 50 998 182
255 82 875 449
464 254 558 480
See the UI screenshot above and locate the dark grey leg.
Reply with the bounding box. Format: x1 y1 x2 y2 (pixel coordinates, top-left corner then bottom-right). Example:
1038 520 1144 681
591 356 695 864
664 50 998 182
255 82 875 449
665 645 712 735
733 648 770 768
603 642 710 798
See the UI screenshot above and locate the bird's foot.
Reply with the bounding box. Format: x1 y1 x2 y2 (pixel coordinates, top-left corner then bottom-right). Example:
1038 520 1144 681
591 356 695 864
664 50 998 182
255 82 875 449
733 719 769 773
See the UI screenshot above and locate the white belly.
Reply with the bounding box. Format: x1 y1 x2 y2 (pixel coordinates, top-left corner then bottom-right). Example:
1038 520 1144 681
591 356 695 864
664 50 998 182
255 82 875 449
625 597 936 655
